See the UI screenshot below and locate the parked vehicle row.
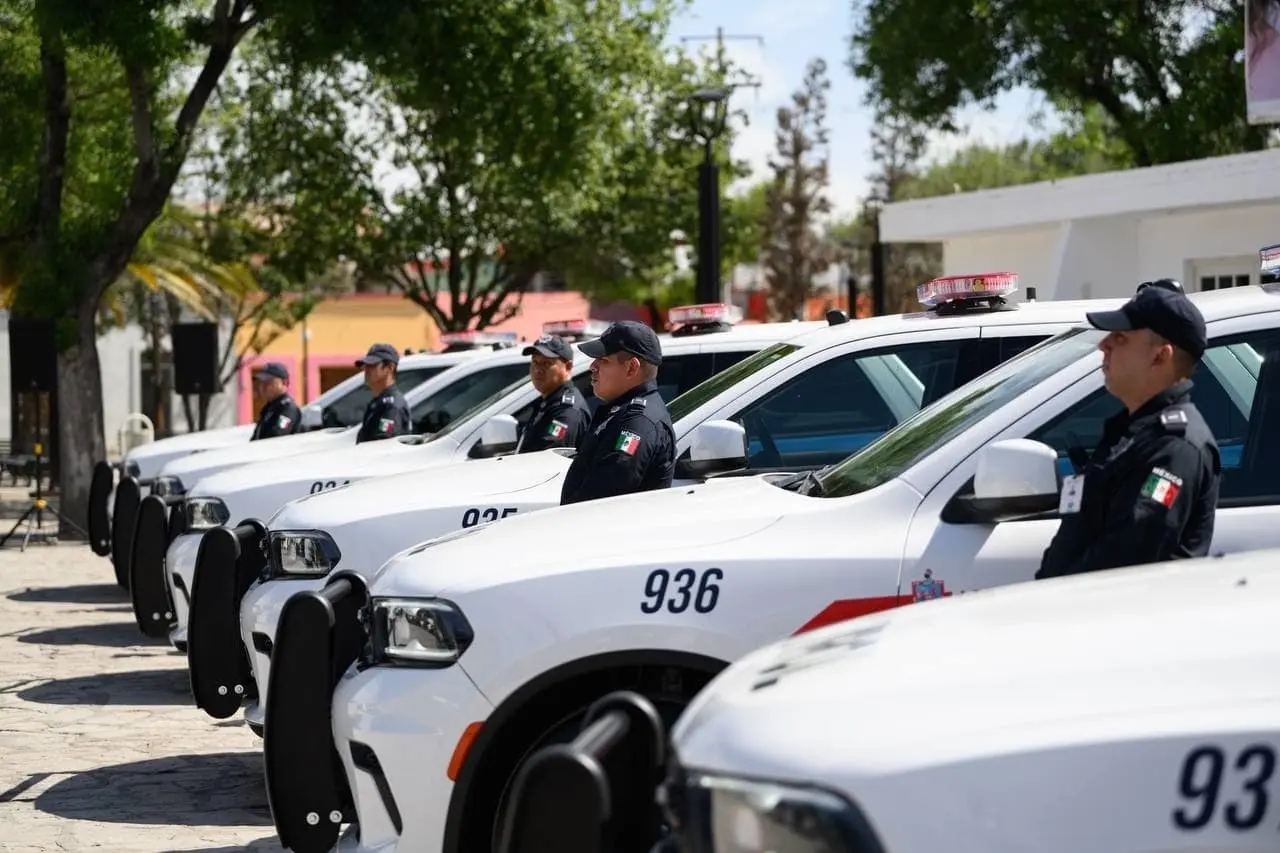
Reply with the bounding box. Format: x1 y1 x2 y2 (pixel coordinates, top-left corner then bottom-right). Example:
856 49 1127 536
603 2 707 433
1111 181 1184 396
92 256 1280 853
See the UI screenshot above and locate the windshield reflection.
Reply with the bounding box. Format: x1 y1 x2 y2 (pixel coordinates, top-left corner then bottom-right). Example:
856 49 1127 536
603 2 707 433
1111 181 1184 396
811 328 1105 499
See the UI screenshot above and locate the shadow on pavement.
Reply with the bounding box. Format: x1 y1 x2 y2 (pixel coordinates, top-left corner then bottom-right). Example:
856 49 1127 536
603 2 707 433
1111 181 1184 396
17 621 166 649
18 667 192 706
35 752 272 827
6 583 127 605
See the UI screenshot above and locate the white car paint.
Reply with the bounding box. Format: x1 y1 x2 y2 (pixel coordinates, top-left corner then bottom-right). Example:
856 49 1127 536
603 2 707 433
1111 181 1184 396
151 350 517 494
242 296 1113 727
668 548 1280 853
169 321 828 650
320 285 1280 852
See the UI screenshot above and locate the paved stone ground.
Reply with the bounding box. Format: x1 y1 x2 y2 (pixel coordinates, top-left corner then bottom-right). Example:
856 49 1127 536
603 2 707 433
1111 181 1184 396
0 540 284 851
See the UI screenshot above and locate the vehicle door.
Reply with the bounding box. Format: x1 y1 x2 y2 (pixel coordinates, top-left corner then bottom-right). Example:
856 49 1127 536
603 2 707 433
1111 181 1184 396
899 314 1280 597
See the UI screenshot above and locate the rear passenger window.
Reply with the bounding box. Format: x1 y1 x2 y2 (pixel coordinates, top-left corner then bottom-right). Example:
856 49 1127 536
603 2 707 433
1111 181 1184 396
655 354 714 401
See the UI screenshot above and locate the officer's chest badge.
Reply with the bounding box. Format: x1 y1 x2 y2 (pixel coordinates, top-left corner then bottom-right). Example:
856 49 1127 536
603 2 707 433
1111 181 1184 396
911 568 950 602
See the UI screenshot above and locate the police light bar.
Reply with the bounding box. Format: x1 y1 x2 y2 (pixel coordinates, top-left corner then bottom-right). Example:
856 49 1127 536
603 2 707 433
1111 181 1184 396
439 330 519 345
1261 244 1280 274
917 272 1019 308
668 303 743 327
542 319 610 338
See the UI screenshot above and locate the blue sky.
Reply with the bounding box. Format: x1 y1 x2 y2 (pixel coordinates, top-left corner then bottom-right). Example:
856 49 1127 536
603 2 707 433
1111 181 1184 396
669 0 1062 218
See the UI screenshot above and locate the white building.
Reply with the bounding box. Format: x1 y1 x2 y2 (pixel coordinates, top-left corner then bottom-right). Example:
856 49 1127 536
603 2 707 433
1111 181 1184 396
879 147 1280 299
0 314 239 457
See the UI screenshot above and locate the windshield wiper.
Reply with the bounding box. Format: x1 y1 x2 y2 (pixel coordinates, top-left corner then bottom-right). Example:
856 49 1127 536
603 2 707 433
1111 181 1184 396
797 469 826 497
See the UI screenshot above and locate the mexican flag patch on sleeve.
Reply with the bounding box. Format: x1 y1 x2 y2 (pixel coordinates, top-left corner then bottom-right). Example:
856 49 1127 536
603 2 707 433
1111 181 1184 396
378 417 395 434
547 420 568 439
1140 467 1182 507
276 415 293 430
616 430 641 456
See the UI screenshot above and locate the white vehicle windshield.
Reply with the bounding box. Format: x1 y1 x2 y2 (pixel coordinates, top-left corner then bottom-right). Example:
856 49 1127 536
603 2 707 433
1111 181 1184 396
813 327 1105 499
667 343 803 423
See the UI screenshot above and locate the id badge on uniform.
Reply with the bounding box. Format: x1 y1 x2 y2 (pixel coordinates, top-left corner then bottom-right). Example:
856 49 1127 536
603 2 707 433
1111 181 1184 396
1058 474 1084 515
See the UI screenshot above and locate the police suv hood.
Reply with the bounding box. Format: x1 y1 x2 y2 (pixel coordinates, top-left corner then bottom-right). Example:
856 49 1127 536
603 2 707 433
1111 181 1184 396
160 426 356 485
125 424 255 477
369 475 808 598
268 449 572 533
670 550 1280 782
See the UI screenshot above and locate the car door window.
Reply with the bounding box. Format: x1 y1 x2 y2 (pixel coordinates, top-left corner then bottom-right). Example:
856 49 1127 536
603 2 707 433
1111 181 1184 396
320 365 449 427
1028 328 1280 505
410 363 531 433
731 340 973 469
655 353 714 401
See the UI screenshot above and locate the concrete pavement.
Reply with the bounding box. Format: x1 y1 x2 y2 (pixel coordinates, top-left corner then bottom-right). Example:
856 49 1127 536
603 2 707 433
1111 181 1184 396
0 541 284 851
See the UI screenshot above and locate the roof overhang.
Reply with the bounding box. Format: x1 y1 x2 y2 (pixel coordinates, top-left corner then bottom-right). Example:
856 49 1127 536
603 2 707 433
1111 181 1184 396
881 148 1280 243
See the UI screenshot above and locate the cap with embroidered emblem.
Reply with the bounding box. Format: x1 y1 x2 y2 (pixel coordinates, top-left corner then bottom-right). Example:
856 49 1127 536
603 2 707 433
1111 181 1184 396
522 334 574 361
1085 282 1207 359
577 321 663 365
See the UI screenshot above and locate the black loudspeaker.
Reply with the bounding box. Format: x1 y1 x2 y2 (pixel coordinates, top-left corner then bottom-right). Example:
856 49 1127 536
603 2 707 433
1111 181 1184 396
171 322 220 395
8 317 58 392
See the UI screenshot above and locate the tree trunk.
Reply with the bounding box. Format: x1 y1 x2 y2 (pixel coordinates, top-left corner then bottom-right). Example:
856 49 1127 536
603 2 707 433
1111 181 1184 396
57 303 106 540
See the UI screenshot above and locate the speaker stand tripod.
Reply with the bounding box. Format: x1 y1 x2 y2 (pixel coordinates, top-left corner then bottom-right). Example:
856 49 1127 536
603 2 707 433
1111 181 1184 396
0 439 85 551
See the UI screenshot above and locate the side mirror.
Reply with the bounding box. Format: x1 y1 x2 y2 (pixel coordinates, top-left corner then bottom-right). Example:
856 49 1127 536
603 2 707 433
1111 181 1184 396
470 413 520 459
301 405 323 429
943 439 1061 524
675 420 748 479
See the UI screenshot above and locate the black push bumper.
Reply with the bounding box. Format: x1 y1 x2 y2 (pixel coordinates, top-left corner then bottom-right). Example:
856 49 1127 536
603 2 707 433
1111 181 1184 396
129 495 185 638
187 521 267 719
496 691 668 853
264 572 369 853
89 461 116 557
110 476 142 589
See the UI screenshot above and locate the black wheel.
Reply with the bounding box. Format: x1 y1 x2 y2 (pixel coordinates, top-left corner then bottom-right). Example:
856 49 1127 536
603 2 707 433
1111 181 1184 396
453 665 714 853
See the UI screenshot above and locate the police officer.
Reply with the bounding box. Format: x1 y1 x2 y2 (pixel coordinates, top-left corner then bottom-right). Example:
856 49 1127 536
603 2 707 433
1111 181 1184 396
561 321 674 505
1036 280 1221 580
515 334 590 453
250 362 303 440
354 342 412 443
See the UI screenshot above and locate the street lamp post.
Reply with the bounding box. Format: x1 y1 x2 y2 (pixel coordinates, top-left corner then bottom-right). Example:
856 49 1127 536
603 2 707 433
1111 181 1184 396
864 192 887 316
687 87 731 306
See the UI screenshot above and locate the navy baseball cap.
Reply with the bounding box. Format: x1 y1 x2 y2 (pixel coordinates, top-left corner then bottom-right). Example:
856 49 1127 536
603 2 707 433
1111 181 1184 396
577 321 663 365
522 334 575 361
1086 282 1208 359
355 342 400 367
254 362 289 382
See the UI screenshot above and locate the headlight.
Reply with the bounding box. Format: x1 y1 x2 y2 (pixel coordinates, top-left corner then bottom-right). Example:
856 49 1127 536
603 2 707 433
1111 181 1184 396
369 597 474 667
664 772 879 853
151 476 184 497
184 497 230 531
266 530 341 578
125 460 141 478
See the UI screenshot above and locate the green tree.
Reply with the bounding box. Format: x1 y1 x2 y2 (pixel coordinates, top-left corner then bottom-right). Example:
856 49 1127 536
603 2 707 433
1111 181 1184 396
848 0 1271 167
763 58 835 320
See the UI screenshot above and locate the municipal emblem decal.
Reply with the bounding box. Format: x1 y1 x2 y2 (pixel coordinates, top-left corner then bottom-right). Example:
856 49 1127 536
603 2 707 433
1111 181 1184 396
911 569 949 602
548 420 568 439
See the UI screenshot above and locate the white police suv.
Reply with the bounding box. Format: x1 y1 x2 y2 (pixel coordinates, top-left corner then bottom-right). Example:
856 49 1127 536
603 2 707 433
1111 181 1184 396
120 348 537 626
170 308 825 666
504 547 1280 853
261 280 1280 853
234 277 1099 736
86 348 474 568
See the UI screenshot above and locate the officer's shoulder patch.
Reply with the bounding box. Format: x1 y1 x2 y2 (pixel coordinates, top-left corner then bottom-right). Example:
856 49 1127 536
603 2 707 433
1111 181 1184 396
1160 407 1189 433
560 392 576 405
628 397 647 407
380 395 395 404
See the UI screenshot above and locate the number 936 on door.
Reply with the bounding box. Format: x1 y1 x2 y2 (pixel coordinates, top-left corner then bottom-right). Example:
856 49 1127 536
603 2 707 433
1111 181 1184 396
641 567 722 615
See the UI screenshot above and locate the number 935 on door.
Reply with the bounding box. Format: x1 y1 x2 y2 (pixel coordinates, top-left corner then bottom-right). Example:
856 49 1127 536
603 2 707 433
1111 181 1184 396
640 567 723 615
